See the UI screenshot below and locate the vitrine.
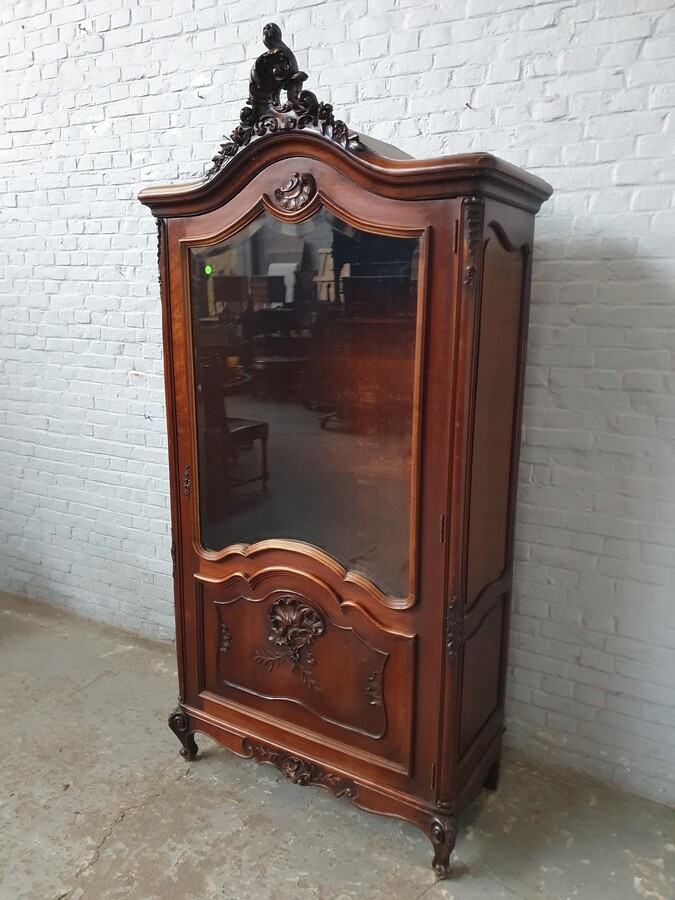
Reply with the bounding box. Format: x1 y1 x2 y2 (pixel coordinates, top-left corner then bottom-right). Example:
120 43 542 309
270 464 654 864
138 23 552 876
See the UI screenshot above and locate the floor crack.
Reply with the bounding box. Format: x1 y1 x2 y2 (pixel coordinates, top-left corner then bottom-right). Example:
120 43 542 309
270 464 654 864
482 863 531 899
412 882 437 900
57 766 192 897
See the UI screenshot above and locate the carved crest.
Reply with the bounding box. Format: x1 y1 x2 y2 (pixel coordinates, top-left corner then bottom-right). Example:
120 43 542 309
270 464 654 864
274 172 316 211
208 23 363 175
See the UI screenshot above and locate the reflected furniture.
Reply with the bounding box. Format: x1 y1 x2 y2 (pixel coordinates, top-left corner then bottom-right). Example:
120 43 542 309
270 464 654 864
198 359 269 505
139 23 552 878
225 414 269 489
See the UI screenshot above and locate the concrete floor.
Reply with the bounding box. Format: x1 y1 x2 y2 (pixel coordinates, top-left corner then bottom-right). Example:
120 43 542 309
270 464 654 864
1 592 673 900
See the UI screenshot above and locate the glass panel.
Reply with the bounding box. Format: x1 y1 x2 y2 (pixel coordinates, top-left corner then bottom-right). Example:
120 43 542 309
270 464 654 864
188 209 420 598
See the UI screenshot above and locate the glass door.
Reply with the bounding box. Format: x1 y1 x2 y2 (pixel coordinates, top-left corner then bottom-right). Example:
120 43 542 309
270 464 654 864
188 207 421 600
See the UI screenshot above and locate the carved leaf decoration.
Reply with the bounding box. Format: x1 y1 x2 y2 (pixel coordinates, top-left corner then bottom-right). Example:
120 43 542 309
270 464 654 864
155 217 163 287
299 665 320 692
253 648 285 671
208 24 363 175
219 624 232 653
366 671 383 706
464 197 484 286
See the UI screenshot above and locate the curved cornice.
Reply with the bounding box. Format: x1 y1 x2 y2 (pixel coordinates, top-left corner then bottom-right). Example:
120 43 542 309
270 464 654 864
139 133 553 217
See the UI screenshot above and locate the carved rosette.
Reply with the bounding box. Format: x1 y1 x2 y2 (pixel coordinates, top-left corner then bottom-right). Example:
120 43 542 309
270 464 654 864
242 739 356 799
207 23 363 175
463 196 484 286
274 172 316 211
254 595 325 691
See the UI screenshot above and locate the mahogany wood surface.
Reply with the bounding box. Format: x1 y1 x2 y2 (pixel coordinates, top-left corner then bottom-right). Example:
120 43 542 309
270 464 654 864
142 24 552 879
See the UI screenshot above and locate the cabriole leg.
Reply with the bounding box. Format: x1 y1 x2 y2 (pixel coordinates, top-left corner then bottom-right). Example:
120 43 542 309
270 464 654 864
429 815 458 878
168 707 198 760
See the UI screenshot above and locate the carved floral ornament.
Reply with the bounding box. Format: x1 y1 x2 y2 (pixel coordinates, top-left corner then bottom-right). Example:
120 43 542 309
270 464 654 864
464 197 484 286
254 594 325 691
208 23 363 175
242 739 357 799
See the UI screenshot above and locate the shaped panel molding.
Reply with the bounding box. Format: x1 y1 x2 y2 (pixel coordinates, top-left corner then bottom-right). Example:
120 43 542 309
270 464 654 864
196 557 416 772
213 589 389 739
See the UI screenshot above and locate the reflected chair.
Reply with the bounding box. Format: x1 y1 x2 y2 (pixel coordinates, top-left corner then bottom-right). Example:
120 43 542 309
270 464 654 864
224 412 269 490
199 359 269 497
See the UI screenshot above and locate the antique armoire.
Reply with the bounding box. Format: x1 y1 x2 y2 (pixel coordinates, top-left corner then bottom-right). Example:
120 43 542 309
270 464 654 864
138 24 552 877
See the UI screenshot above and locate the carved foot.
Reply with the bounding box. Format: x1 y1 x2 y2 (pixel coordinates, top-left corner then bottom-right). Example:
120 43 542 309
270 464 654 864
484 759 501 791
429 816 458 879
168 708 198 760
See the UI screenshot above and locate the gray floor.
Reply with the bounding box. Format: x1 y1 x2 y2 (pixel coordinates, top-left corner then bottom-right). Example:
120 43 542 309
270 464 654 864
1 592 673 900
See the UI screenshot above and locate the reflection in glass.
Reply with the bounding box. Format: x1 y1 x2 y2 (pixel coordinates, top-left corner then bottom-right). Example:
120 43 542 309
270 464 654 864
189 209 420 598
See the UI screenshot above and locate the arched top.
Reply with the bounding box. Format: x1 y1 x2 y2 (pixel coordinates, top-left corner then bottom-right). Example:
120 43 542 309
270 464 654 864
139 134 552 218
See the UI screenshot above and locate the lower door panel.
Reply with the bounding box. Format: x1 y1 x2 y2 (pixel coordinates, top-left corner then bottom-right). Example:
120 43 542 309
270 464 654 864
195 572 416 775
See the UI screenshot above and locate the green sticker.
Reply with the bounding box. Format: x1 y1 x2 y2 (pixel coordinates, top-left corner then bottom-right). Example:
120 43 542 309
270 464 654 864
204 265 212 276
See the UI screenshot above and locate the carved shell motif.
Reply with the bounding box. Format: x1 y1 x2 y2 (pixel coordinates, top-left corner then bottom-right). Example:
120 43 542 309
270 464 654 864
268 595 325 657
274 172 316 211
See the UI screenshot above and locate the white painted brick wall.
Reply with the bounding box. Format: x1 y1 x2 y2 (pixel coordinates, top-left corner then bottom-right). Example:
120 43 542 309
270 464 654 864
1 0 674 805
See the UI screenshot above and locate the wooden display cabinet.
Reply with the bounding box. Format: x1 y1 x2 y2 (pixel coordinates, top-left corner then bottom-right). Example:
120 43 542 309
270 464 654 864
138 23 552 877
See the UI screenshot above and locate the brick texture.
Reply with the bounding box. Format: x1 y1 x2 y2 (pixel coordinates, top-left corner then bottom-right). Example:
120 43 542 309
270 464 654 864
1 1 674 805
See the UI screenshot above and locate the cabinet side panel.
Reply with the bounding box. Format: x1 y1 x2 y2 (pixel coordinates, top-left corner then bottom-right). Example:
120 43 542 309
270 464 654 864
459 601 504 756
465 232 525 609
